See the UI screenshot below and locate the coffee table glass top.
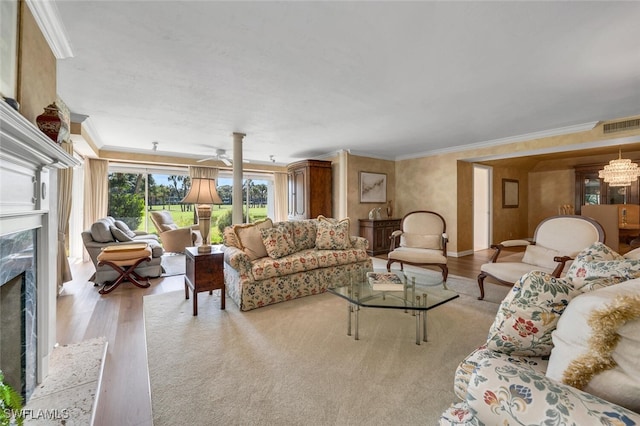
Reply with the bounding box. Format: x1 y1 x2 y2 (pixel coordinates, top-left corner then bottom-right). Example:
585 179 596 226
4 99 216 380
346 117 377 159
327 268 459 310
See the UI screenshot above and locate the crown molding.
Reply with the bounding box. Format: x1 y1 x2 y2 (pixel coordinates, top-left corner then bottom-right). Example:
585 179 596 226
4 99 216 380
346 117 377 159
395 121 600 161
25 0 73 59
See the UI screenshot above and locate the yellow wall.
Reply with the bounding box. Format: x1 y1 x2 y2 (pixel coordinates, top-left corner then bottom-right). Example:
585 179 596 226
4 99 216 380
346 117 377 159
491 165 529 243
528 169 574 234
17 2 57 124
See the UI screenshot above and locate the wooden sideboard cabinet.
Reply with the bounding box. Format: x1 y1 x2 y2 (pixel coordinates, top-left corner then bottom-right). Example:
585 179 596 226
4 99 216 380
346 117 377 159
287 159 332 220
359 218 401 256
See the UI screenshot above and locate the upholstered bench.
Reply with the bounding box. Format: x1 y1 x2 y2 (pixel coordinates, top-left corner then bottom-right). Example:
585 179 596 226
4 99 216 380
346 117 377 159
96 243 153 294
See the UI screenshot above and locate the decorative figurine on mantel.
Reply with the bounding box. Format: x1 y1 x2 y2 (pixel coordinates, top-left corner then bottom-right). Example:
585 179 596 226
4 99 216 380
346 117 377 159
36 102 69 144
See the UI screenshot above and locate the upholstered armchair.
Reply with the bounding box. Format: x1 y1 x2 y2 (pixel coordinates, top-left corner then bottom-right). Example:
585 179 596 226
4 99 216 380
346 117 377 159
477 215 604 300
150 210 202 253
386 211 448 281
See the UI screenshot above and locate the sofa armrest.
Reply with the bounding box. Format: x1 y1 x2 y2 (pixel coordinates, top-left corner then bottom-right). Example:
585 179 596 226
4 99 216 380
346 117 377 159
223 245 253 277
465 357 640 425
350 236 369 250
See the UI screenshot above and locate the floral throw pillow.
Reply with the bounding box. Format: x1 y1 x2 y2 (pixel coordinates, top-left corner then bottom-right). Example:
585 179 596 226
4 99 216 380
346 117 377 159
315 216 351 250
565 242 624 286
486 270 581 357
261 226 297 259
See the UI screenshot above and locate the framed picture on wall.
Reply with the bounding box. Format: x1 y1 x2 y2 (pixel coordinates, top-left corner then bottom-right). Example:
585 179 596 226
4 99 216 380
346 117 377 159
502 179 519 208
360 172 387 203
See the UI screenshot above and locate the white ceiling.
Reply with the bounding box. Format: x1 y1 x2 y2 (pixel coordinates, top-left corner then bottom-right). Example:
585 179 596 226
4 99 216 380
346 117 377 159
54 1 640 165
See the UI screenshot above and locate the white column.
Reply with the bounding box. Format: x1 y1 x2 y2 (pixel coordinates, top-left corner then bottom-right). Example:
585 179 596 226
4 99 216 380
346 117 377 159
232 133 245 225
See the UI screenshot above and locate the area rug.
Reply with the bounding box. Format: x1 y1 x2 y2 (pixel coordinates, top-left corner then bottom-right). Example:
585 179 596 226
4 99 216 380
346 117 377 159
25 337 107 426
144 270 508 425
161 253 186 277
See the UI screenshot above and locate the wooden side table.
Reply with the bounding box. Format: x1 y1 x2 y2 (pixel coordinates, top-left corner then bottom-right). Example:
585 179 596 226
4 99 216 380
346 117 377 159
359 218 401 256
184 246 224 316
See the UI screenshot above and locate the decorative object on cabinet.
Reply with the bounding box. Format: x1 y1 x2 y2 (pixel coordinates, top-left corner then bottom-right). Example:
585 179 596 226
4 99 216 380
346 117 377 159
598 149 640 187
181 177 223 253
359 172 387 203
359 218 401 256
502 178 519 208
575 163 640 215
386 200 393 218
287 159 332 220
36 103 69 144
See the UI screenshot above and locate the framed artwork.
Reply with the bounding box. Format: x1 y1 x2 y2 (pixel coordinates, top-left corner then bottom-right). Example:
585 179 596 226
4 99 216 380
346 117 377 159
502 179 519 208
0 0 19 99
360 172 387 203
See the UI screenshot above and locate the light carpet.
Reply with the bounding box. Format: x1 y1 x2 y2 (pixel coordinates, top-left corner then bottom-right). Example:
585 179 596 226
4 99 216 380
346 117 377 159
145 264 509 425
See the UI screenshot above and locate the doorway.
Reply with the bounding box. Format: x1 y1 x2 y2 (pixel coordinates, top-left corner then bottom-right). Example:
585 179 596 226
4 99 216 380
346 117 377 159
473 165 492 251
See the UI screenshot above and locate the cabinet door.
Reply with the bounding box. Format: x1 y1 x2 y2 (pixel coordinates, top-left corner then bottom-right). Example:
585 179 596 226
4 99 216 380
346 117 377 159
293 169 306 217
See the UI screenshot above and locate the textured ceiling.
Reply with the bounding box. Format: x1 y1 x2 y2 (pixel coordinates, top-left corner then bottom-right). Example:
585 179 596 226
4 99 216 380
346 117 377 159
55 1 640 165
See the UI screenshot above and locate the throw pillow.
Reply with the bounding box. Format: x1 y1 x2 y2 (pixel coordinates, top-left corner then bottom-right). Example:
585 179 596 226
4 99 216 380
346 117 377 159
233 218 273 260
485 270 581 357
110 225 133 242
261 226 297 259
565 242 624 286
90 219 115 243
400 233 441 249
315 216 351 250
521 245 563 270
114 220 136 238
546 279 640 412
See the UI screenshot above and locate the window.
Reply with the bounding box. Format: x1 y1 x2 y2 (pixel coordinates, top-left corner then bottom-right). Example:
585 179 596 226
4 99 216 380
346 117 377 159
107 165 275 244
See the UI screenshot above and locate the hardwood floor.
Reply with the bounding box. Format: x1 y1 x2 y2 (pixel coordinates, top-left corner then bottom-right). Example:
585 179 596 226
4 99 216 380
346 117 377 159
58 249 498 425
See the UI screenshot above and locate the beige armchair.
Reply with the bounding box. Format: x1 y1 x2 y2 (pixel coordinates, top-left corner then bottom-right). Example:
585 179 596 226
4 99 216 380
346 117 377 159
150 210 202 253
386 211 448 281
477 215 604 300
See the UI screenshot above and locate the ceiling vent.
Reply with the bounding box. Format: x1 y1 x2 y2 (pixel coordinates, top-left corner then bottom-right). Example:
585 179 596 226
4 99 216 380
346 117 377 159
603 118 640 134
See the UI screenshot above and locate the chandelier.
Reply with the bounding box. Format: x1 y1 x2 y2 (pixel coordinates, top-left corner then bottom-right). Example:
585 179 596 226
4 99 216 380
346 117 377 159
598 150 640 187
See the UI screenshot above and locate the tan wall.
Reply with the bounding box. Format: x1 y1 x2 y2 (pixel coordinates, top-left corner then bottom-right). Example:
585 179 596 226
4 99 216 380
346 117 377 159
456 161 473 252
346 154 396 232
395 121 640 255
491 165 529 243
17 2 57 124
528 169 575 234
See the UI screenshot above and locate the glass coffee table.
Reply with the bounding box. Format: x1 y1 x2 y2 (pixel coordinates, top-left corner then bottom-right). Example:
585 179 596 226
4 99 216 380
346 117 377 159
327 269 459 345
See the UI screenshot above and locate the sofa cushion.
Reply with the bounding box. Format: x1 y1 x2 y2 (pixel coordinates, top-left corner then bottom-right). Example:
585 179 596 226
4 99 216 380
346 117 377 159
152 211 176 232
316 216 351 250
290 219 318 251
453 346 548 402
261 226 297 259
233 218 273 260
110 225 133 242
546 279 640 412
90 219 115 243
251 249 319 280
485 270 580 356
114 220 137 239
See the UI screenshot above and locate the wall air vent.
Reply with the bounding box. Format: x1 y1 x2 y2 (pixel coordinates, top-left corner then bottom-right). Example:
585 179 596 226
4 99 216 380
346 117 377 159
603 118 640 134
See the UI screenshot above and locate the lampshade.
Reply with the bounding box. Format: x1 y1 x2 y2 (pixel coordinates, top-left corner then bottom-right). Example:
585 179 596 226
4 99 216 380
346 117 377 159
181 178 222 204
598 150 640 187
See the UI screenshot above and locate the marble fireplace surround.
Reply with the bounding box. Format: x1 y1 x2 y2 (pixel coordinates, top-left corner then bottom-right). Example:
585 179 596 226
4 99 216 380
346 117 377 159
0 101 79 397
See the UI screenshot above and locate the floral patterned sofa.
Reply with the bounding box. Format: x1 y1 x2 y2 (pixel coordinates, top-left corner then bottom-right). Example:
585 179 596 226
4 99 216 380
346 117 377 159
223 216 372 311
440 242 640 425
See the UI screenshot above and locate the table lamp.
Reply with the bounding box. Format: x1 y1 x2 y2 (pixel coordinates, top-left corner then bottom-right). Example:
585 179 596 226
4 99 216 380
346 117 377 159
181 177 223 253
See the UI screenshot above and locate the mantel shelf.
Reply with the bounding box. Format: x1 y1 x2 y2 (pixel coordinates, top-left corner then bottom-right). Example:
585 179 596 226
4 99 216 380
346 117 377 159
0 100 80 170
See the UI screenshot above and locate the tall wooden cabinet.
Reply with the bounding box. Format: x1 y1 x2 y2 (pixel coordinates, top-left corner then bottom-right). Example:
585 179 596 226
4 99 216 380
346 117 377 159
287 160 332 220
575 164 640 214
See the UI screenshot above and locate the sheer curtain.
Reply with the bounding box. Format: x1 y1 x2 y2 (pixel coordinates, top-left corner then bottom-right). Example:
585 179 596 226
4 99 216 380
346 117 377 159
57 141 74 292
274 172 288 222
82 158 109 261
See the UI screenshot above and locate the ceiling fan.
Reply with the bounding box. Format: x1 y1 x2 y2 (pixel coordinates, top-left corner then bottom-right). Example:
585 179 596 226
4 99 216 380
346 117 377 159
197 148 232 166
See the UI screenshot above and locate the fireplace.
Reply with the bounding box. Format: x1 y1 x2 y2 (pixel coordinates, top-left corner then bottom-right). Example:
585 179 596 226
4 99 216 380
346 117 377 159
0 230 37 400
0 101 80 401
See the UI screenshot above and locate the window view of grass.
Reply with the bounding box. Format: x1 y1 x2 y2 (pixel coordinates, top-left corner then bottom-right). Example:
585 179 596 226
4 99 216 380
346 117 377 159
108 171 269 245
